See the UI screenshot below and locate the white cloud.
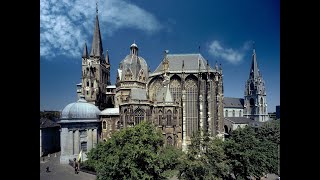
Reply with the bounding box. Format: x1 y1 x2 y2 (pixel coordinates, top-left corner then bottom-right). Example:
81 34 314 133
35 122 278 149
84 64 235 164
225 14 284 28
208 40 251 64
40 0 162 59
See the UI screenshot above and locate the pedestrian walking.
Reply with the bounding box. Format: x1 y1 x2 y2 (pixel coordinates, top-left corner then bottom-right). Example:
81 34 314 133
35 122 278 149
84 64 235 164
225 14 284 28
74 158 79 174
46 166 50 172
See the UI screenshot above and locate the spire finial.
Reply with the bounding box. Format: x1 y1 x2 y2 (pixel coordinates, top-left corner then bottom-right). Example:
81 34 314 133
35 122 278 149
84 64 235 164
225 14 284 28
96 0 98 15
253 41 256 53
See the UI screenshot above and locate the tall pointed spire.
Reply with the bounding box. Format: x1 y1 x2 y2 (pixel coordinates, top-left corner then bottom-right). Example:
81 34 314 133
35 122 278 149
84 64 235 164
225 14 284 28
82 41 88 58
105 50 110 64
90 1 104 59
249 43 260 79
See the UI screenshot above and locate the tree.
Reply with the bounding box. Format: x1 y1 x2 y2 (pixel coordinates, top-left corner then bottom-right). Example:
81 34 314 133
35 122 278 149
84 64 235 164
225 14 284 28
178 131 229 180
86 121 182 180
40 111 60 121
224 125 279 179
256 120 280 175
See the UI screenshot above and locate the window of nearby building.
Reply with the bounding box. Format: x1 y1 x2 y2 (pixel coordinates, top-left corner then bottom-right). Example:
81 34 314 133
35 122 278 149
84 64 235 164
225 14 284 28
232 110 235 117
81 142 87 152
239 110 242 117
103 121 106 130
225 110 228 117
167 110 172 126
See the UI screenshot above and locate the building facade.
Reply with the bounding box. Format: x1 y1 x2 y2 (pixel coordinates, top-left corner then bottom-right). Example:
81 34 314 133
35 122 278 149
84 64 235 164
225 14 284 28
74 10 225 151
59 96 101 164
40 118 60 157
243 48 269 122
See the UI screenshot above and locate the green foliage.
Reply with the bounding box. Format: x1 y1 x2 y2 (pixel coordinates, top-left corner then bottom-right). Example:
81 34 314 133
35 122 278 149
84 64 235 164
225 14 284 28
178 131 228 180
256 120 280 145
40 111 60 121
87 121 182 180
225 124 280 179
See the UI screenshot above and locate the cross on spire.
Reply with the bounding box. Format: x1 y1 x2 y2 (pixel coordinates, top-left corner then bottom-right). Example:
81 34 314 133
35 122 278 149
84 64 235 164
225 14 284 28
96 0 98 15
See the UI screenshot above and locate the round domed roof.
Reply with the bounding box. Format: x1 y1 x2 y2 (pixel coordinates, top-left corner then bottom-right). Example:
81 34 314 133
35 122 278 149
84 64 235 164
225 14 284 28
130 43 138 48
61 97 100 120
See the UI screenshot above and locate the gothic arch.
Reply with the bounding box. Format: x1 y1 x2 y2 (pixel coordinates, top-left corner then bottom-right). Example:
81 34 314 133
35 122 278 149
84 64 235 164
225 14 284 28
167 110 172 126
170 75 182 102
167 136 173 146
102 121 107 130
224 125 229 134
124 68 133 80
250 98 255 106
138 69 146 82
133 108 144 125
148 77 163 101
185 75 198 137
158 110 163 126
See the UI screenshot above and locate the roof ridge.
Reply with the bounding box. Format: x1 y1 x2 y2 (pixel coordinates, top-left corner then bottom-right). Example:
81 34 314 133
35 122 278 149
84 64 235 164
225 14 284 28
167 53 200 56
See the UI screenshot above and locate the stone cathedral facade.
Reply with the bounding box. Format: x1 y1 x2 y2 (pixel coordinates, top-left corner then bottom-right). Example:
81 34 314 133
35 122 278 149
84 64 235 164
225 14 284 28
60 8 270 163
59 5 268 164
75 11 225 150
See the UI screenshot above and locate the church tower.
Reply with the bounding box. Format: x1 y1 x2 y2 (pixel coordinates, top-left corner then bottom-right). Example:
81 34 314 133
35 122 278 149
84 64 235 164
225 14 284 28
81 5 111 110
243 46 268 122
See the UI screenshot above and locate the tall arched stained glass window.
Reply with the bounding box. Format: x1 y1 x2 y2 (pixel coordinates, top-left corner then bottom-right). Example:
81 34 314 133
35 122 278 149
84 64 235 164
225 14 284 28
167 110 172 126
134 108 144 125
185 77 198 137
170 77 181 103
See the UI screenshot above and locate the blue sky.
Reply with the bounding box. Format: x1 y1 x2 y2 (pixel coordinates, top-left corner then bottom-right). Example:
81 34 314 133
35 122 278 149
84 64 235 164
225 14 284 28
40 0 280 112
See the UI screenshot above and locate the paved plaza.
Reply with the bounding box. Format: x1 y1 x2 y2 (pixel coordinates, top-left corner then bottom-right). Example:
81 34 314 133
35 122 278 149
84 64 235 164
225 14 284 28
40 152 96 180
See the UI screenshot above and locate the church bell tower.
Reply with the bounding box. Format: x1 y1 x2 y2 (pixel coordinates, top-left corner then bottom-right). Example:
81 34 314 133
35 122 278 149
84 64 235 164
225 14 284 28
243 46 269 122
81 3 111 110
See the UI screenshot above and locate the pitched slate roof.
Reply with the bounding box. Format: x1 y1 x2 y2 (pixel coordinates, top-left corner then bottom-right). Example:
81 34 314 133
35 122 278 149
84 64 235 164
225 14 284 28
224 117 252 124
156 85 173 103
40 118 60 129
223 97 244 108
152 54 215 74
130 88 147 101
